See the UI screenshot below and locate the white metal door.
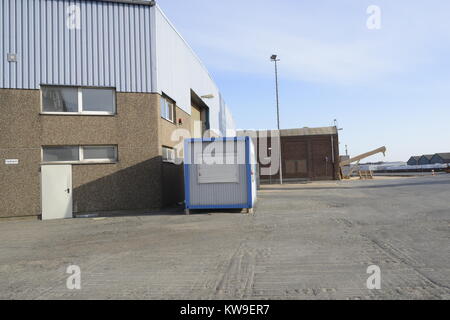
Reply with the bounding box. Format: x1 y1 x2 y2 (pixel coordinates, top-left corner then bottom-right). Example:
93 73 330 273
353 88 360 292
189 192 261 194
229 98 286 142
41 165 73 220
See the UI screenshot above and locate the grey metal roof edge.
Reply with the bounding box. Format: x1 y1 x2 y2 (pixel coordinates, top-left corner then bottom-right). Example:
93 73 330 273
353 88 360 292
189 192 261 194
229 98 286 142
237 126 338 136
153 4 221 93
279 127 338 136
434 153 450 159
96 0 156 6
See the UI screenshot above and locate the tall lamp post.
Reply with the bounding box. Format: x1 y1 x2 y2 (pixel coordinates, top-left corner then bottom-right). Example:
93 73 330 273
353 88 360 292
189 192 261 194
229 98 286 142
270 54 283 184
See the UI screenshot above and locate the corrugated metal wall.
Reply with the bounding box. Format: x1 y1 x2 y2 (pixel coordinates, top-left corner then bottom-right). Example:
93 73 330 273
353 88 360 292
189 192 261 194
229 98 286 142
0 0 236 134
187 140 248 207
0 0 153 92
154 6 235 135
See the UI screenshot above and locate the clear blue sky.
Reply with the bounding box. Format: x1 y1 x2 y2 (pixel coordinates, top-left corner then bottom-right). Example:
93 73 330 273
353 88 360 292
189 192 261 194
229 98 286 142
156 0 450 162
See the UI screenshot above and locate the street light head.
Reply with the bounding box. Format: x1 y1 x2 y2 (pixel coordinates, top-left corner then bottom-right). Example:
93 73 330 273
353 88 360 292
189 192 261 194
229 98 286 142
270 54 278 61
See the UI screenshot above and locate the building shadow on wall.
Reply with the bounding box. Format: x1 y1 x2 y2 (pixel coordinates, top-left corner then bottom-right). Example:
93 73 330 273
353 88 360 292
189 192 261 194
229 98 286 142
73 156 186 217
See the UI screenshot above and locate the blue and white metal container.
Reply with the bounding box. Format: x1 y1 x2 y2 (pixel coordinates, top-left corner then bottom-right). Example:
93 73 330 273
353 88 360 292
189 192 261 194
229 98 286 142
184 137 257 214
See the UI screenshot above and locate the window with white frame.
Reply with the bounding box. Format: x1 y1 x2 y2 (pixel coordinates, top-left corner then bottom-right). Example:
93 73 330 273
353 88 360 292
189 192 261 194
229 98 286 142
162 146 176 163
42 146 117 163
41 86 116 114
160 95 175 122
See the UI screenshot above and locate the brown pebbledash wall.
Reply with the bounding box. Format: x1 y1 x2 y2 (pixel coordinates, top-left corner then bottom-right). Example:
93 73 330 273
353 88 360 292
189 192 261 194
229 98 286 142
0 89 167 218
159 106 191 151
1 89 42 217
159 106 191 207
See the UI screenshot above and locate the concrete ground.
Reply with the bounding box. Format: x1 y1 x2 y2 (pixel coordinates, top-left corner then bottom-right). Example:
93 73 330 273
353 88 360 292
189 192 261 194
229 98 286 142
1 175 449 300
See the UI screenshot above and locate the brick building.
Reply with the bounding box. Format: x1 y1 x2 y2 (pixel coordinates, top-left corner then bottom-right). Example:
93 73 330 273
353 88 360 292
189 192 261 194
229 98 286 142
238 127 340 182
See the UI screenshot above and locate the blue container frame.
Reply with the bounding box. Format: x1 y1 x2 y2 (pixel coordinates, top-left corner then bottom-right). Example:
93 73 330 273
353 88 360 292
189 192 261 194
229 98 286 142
184 137 253 210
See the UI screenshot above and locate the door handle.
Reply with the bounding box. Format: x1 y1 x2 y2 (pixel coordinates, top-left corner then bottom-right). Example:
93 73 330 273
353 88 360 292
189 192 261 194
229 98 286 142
65 188 70 194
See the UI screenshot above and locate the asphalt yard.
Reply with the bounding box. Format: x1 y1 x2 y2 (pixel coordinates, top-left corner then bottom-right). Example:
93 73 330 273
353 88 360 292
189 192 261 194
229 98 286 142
1 175 449 299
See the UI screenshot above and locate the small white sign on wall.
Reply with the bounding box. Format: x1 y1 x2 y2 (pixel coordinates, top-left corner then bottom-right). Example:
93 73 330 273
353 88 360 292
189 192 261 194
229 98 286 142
5 159 19 165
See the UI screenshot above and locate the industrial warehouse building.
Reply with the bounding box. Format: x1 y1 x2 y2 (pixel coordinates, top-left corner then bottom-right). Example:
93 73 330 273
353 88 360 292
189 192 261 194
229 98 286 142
407 153 450 166
238 127 340 182
430 153 450 164
418 155 434 165
407 156 420 166
0 0 235 218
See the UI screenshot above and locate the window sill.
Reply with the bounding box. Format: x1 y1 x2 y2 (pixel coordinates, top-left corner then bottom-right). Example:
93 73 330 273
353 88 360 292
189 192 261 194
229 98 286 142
41 161 118 165
161 117 175 124
40 112 116 116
